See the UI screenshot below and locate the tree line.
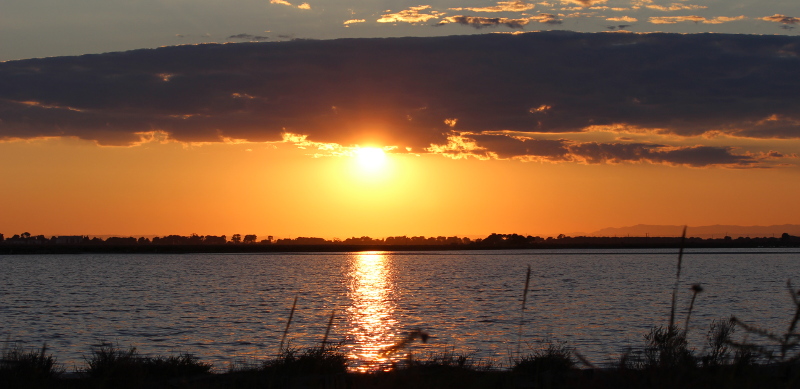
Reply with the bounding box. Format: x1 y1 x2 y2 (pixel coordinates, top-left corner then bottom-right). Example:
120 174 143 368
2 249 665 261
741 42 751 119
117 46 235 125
2 232 799 248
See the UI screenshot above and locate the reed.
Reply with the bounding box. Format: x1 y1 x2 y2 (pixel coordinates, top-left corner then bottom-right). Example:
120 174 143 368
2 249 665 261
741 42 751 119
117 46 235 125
278 295 298 354
668 225 687 329
321 309 335 349
702 317 736 367
684 283 704 335
517 265 531 356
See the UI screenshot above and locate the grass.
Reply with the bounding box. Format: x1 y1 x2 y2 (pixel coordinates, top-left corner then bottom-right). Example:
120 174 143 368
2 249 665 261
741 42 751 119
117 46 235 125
262 346 348 375
6 318 800 389
81 342 212 387
513 341 575 389
1 343 63 388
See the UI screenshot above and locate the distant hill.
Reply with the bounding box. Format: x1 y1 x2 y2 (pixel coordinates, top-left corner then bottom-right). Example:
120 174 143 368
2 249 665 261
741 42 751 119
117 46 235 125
588 224 800 239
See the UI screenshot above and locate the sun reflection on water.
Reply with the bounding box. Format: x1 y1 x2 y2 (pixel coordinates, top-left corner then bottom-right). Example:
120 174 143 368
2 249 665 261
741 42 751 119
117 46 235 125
345 251 398 371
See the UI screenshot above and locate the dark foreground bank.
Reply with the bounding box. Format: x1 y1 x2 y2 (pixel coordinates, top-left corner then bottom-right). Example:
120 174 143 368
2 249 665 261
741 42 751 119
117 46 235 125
6 329 800 389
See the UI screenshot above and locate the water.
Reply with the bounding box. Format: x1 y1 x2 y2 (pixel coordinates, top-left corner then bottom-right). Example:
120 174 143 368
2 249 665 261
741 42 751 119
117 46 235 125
2 248 800 370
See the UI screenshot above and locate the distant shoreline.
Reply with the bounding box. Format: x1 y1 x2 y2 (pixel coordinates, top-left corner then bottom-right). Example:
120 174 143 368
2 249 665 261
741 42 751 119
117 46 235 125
2 240 799 255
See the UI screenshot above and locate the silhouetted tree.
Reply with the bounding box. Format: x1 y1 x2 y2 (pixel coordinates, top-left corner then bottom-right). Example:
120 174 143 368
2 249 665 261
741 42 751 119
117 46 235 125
154 235 191 245
243 234 257 244
231 234 242 244
282 237 329 245
106 237 137 245
203 235 227 244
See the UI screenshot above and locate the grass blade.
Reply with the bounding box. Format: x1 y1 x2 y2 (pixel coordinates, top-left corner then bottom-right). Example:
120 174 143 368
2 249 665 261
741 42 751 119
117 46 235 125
669 226 687 328
518 265 531 355
321 309 335 349
279 295 298 354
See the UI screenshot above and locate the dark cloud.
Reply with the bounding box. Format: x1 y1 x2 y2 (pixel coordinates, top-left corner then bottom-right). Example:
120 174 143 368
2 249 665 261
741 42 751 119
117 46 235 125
459 134 758 166
227 34 270 41
467 134 570 159
569 143 757 167
0 32 798 164
762 14 800 25
440 16 530 29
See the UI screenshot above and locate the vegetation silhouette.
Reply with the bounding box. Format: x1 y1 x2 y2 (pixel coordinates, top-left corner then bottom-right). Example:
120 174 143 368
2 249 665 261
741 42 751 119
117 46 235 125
2 231 799 254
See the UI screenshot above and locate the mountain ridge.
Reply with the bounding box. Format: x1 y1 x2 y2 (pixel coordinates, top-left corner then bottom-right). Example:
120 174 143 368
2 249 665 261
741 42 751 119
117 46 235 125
587 224 800 238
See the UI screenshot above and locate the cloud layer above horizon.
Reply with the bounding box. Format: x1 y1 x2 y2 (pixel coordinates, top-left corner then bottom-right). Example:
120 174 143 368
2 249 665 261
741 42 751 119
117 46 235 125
1 32 799 167
3 0 798 62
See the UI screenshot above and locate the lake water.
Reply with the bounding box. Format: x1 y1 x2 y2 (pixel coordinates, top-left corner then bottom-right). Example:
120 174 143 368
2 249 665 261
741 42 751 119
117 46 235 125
2 248 800 371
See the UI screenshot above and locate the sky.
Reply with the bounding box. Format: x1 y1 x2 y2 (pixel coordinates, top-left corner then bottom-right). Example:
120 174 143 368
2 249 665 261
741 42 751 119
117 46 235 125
1 0 799 239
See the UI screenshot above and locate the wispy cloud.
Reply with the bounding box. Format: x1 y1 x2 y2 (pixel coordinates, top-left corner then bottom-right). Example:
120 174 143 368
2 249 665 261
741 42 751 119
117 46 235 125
270 0 310 10
607 16 637 22
560 0 608 7
646 3 707 12
530 13 563 24
449 1 535 13
378 5 444 24
649 15 746 24
0 32 797 167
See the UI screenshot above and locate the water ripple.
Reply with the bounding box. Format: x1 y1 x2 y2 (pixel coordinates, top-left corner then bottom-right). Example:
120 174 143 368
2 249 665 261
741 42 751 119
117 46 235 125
1 249 799 369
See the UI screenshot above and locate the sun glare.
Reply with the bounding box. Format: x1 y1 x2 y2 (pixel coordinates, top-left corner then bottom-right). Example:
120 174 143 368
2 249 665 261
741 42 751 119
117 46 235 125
354 147 387 172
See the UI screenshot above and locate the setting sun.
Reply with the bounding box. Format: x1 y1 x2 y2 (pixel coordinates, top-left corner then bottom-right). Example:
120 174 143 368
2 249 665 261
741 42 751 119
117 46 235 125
354 147 387 172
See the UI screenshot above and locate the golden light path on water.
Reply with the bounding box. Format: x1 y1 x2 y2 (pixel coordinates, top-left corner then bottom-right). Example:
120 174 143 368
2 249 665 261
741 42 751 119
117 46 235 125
345 251 399 372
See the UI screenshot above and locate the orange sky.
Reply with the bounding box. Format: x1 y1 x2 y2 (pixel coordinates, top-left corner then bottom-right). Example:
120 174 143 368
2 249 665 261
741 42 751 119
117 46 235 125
1 33 798 239
2 135 798 239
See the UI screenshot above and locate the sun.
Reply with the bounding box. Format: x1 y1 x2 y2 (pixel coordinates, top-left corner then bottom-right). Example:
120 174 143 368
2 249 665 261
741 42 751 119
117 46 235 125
354 147 387 172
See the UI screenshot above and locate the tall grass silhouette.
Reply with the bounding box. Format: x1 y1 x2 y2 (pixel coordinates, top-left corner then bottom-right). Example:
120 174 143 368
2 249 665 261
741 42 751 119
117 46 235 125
0 343 62 386
278 295 298 355
668 225 687 329
517 265 531 356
